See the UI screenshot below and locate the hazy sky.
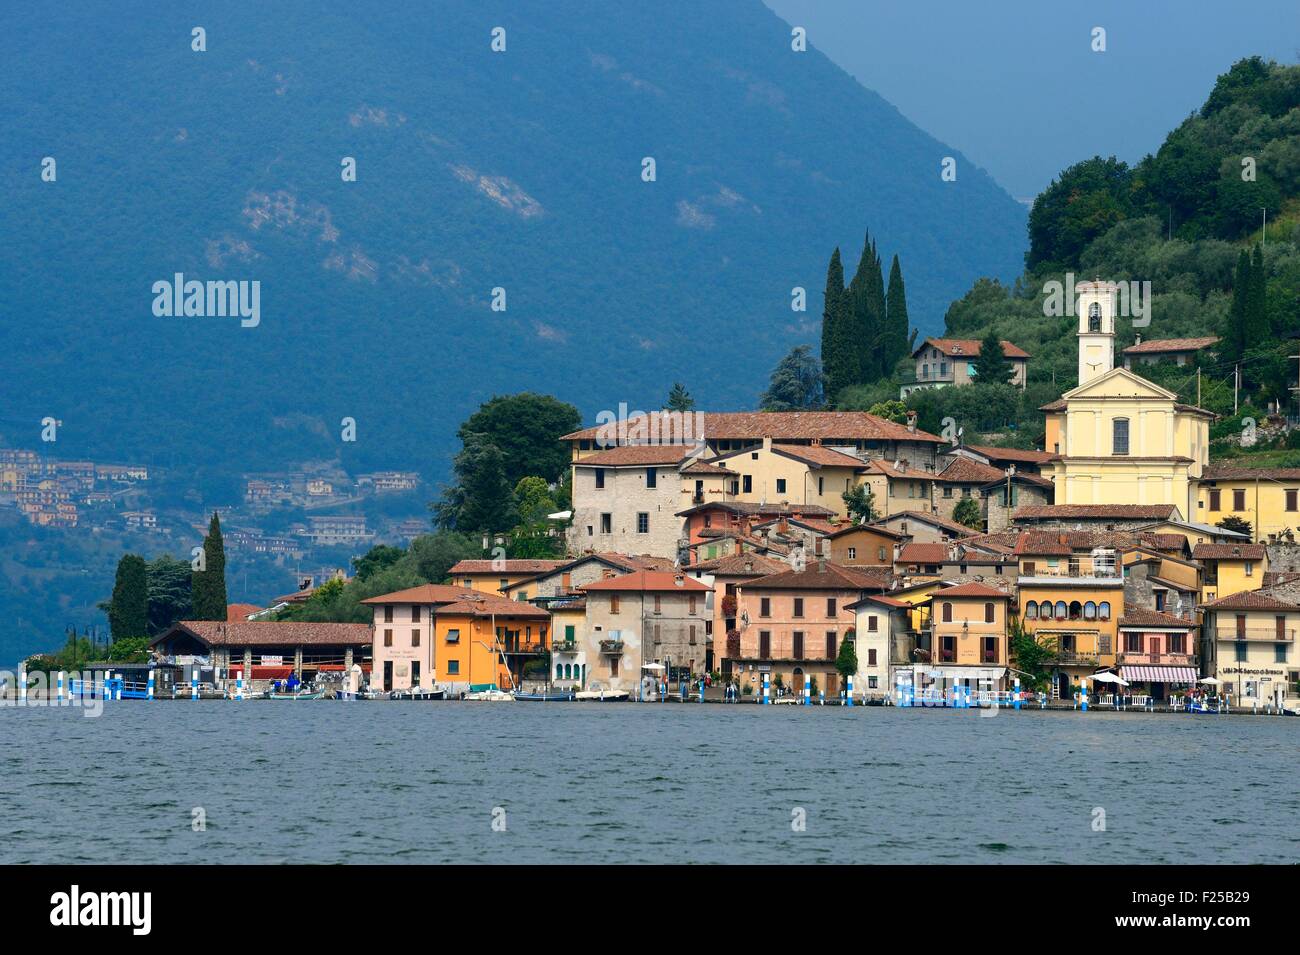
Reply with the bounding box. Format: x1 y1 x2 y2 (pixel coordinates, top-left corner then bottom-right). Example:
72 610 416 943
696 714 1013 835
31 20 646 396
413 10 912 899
765 0 1299 201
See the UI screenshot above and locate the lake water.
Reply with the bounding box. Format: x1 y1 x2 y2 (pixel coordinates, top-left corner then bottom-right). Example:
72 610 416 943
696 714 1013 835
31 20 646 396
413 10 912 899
2 702 1296 864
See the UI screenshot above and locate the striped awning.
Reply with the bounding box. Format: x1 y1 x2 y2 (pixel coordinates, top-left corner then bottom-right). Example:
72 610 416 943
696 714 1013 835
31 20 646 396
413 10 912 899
1119 665 1198 684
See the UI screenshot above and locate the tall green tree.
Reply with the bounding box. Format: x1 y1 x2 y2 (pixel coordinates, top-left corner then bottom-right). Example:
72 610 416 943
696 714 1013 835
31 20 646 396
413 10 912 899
847 234 884 384
353 545 406 582
952 496 982 530
191 513 228 620
842 484 876 523
435 433 516 534
760 345 825 411
108 554 148 640
510 476 564 558
1223 248 1251 363
1247 244 1269 339
971 331 1015 385
457 393 581 486
665 382 695 411
820 249 853 400
883 254 910 371
146 555 192 634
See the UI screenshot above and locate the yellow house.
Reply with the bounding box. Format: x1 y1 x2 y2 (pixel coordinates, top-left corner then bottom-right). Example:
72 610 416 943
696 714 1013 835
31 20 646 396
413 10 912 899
709 438 867 517
917 582 1011 690
1041 282 1211 516
447 559 570 601
1197 466 1300 541
546 596 588 688
1192 543 1266 604
1201 590 1299 707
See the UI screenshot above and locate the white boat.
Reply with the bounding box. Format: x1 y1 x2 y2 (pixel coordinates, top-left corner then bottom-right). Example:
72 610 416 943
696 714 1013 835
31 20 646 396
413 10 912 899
463 683 514 701
574 682 629 702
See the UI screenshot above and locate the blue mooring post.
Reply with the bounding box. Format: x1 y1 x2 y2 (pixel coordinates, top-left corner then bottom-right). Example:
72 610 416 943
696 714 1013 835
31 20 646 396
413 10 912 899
1013 676 1022 710
18 668 27 704
191 670 199 701
845 674 854 706
698 680 704 704
762 672 770 704
56 671 65 703
803 679 811 706
819 688 825 706
1081 680 1088 712
147 670 156 701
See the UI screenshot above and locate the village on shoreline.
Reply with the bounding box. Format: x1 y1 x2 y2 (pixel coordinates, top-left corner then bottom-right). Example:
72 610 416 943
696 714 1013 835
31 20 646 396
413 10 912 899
7 284 1300 717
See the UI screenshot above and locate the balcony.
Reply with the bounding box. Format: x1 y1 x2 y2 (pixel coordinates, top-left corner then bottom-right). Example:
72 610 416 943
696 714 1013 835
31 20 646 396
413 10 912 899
1019 561 1120 580
1052 650 1101 665
598 639 624 654
551 639 579 653
1218 628 1296 643
500 640 546 655
1118 652 1196 666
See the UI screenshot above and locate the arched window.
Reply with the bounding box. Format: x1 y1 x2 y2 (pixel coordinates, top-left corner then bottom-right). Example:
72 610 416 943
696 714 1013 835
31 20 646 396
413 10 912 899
1054 601 1067 621
1024 602 1038 620
564 664 572 680
1069 601 1083 621
1113 418 1130 455
1099 601 1111 621
1084 601 1097 620
1088 302 1101 332
1039 601 1053 619
556 663 564 679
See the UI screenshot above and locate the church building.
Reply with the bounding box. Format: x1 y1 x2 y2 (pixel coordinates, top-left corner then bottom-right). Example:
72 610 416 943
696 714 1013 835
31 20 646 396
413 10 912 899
1039 281 1213 516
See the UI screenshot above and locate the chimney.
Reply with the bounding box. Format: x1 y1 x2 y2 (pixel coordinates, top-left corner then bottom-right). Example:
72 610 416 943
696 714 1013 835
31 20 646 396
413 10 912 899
906 411 917 433
1135 333 1142 345
744 557 754 573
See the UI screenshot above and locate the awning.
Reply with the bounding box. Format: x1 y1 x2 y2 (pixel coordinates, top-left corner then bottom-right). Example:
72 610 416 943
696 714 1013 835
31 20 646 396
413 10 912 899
1119 665 1198 683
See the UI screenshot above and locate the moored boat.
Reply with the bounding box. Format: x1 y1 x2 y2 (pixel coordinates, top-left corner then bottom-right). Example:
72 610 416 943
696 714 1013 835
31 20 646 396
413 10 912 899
574 682 629 702
463 683 514 702
513 689 575 701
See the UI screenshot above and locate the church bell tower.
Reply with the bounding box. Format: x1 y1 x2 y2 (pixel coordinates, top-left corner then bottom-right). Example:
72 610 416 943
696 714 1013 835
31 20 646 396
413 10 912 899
1076 280 1117 386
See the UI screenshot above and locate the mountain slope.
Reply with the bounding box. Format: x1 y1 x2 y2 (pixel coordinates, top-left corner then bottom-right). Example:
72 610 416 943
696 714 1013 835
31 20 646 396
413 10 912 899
0 0 1025 482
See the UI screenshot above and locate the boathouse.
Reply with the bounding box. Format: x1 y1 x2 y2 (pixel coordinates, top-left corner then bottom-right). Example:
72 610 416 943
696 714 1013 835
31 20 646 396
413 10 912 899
150 620 373 685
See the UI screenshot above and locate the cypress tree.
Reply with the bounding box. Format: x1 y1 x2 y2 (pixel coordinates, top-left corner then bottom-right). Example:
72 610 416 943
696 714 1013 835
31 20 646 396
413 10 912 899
191 512 228 620
847 233 887 385
1224 249 1250 363
821 248 852 400
109 553 149 640
1246 244 1268 340
972 330 1015 384
884 254 910 372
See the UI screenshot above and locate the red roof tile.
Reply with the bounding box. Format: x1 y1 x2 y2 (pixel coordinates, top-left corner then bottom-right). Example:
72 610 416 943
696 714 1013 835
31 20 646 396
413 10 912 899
914 337 1030 360
154 620 372 648
936 458 1006 484
581 571 711 593
897 542 949 564
1191 543 1267 561
449 559 569 575
1122 336 1219 355
1014 504 1178 521
563 411 944 444
935 582 1011 599
1117 609 1196 628
1201 590 1300 611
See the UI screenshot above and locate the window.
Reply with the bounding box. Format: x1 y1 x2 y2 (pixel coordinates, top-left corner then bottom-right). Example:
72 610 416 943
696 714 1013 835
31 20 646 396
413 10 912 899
776 479 787 494
984 602 995 623
609 657 619 677
1024 602 1038 620
793 598 804 618
941 602 952 623
943 486 953 498
867 614 878 631
1277 616 1288 640
447 660 460 675
1288 490 1298 512
445 628 460 644
1236 614 1247 639
760 597 771 618
1112 418 1129 455
689 625 697 646
654 594 662 613
1208 489 1221 512
383 629 392 647
411 629 420 647
847 547 857 560
981 637 997 663
611 595 620 614
411 605 421 623
1125 632 1142 653
646 468 657 489
1084 601 1097 620
637 512 649 534
792 632 804 659
1168 633 1185 654
1245 561 1254 577
594 468 605 489
1233 489 1246 511
1276 643 1289 663
499 579 508 591
688 594 697 615
878 547 887 562
1055 601 1068 621
818 477 824 495
1235 642 1248 662
743 475 753 494
759 631 771 658
1098 601 1111 621
600 513 612 534
1088 302 1101 331
1039 601 1053 619
383 605 393 623
825 632 836 658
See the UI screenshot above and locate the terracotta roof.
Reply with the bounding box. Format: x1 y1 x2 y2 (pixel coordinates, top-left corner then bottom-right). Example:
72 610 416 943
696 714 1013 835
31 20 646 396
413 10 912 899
1014 504 1178 521
897 542 949 564
676 501 837 518
772 445 868 469
449 559 568 575
914 337 1030 360
1117 609 1196 628
576 445 694 466
743 562 893 591
1013 532 1074 556
1191 543 1267 561
153 620 372 649
864 459 937 481
961 445 1055 464
1122 336 1219 355
581 570 711 593
1263 571 1300 588
936 458 1006 484
1202 466 1300 481
1138 533 1188 552
752 516 843 536
1202 590 1300 611
1039 399 1067 412
436 593 551 617
686 552 789 576
563 411 945 444
849 593 911 609
826 522 906 540
680 459 735 475
934 582 1011 599
363 584 486 605
872 510 973 535
226 602 263 621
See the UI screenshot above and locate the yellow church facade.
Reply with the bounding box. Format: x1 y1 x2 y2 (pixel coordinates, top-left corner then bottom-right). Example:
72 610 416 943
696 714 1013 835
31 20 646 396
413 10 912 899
1039 281 1212 517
